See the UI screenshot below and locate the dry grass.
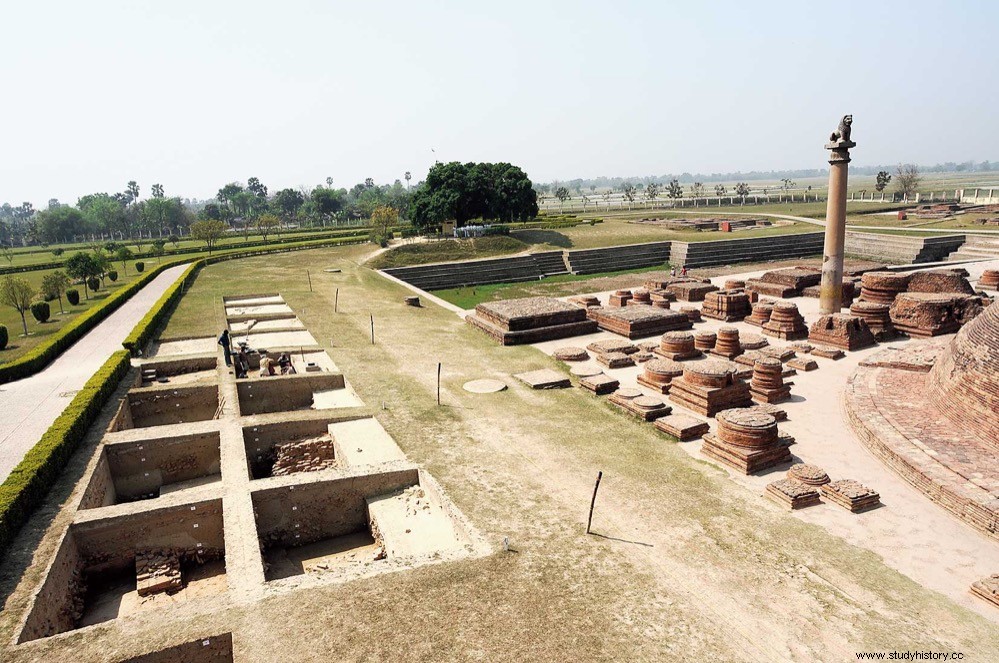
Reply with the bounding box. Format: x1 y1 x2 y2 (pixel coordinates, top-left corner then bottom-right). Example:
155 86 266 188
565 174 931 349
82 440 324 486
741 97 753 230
2 244 997 662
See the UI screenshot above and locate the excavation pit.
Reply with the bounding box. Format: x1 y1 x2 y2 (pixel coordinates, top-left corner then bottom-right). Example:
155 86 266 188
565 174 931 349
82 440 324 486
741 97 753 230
147 336 217 358
81 431 222 508
121 633 234 663
252 469 472 582
109 384 221 431
236 373 359 415
243 419 345 479
18 499 226 643
135 355 218 388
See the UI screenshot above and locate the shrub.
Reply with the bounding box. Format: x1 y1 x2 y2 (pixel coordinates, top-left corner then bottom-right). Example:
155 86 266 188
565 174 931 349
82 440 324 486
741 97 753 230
66 288 80 306
0 325 7 350
52 248 64 257
30 301 50 323
107 270 118 282
368 232 388 248
42 292 57 302
0 351 130 554
483 225 511 236
87 276 100 292
135 261 145 273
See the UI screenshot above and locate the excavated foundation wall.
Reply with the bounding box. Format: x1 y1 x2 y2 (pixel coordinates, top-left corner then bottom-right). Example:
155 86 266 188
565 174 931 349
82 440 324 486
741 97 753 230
236 373 346 415
121 633 233 663
252 469 418 550
18 499 225 643
243 417 348 479
81 432 222 507
109 385 221 430
133 356 218 387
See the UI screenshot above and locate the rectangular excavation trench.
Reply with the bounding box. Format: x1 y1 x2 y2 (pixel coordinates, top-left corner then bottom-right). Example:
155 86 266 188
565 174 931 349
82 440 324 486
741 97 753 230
80 431 222 508
243 418 342 480
236 373 361 415
134 355 218 388
252 469 473 582
18 499 226 643
108 384 221 431
120 633 233 663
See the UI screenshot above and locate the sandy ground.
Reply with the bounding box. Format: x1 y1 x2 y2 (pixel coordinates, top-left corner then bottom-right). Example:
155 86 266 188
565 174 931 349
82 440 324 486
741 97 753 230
147 337 217 357
532 259 999 622
0 264 190 484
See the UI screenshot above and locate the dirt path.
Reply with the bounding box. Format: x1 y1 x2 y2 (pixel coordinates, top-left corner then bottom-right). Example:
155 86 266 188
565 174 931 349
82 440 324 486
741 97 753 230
0 264 189 483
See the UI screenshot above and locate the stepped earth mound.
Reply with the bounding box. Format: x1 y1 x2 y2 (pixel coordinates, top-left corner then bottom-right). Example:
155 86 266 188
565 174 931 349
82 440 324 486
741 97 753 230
468 297 597 345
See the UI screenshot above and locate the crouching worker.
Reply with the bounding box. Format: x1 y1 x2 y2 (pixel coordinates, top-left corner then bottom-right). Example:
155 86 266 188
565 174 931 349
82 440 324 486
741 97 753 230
278 352 296 374
259 351 276 377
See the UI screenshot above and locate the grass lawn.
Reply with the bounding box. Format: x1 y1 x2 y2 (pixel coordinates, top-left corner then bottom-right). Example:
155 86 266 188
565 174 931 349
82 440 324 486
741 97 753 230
366 236 528 269
33 243 987 661
0 265 147 364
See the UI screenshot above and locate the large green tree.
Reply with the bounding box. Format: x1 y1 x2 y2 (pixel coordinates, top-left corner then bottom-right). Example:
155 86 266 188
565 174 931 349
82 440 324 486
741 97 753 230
35 206 85 243
273 188 305 224
409 162 538 230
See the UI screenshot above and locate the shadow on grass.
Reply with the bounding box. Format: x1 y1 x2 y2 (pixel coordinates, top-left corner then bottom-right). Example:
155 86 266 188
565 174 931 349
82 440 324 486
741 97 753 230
511 230 574 249
589 532 654 547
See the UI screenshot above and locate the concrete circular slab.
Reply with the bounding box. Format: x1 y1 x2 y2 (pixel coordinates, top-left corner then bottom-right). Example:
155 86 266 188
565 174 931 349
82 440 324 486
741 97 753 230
463 379 507 394
570 365 603 378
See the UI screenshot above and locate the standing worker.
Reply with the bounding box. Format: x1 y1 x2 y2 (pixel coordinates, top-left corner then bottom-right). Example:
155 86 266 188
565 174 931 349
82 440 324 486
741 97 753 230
218 329 232 367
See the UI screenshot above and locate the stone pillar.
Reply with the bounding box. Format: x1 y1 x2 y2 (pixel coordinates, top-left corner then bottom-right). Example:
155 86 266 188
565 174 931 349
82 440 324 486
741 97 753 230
819 120 855 314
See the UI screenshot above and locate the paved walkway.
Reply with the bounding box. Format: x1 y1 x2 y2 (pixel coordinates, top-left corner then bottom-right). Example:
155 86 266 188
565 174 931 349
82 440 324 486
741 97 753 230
0 264 190 483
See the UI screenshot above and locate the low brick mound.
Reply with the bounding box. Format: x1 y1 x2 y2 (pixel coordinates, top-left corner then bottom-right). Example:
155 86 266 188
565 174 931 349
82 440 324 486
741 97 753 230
654 331 701 361
669 360 751 417
724 279 746 290
649 289 677 304
653 413 710 441
693 331 717 352
680 306 702 323
809 313 876 351
553 346 589 362
667 280 719 302
849 301 899 340
634 351 654 363
889 292 984 337
609 389 671 421
271 436 337 476
787 463 830 486
790 341 813 354
514 369 571 389
750 357 792 404
860 272 911 305
568 295 601 308
739 333 769 350
746 281 797 298
971 575 999 609
804 279 858 305
701 408 793 474
637 358 685 393
745 302 775 328
587 339 638 355
136 550 182 597
702 290 752 322
859 339 948 373
596 352 634 369
787 357 818 371
580 372 619 395
762 302 809 341
468 296 598 345
591 306 693 339
745 403 787 422
979 269 999 290
628 289 652 306
811 345 845 359
759 346 795 362
735 350 763 367
609 290 633 306
907 269 976 295
710 327 743 359
766 479 821 510
821 480 881 513
570 365 603 378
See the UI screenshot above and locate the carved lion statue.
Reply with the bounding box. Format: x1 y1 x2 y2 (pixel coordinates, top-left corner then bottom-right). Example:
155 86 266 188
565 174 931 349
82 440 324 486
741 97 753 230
829 115 853 143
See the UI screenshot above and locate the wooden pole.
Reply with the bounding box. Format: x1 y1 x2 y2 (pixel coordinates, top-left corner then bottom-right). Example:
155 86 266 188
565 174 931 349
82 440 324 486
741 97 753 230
334 288 339 312
307 270 313 292
370 314 374 344
586 471 603 534
437 362 441 405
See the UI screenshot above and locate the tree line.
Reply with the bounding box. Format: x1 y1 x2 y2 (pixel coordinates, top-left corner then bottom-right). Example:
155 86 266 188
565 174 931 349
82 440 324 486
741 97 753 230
409 162 538 229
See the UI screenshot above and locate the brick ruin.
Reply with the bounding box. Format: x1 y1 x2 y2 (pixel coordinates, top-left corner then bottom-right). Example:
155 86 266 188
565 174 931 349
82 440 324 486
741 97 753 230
749 357 792 404
820 480 881 513
467 296 598 345
590 306 693 339
744 301 775 328
701 289 752 322
848 301 898 341
17 294 480 646
636 358 685 393
746 267 822 299
761 302 809 341
889 292 985 337
700 408 794 475
668 360 752 417
654 331 701 361
980 269 999 290
808 314 877 351
709 327 743 359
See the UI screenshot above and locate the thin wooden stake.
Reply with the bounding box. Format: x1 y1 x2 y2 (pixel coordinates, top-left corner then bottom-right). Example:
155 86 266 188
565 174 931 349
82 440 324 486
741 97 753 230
307 270 313 292
370 314 374 344
437 362 441 405
335 288 339 312
586 471 603 534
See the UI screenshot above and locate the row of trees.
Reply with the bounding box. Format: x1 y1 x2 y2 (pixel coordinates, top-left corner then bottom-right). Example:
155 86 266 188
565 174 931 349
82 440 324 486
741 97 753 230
409 162 538 228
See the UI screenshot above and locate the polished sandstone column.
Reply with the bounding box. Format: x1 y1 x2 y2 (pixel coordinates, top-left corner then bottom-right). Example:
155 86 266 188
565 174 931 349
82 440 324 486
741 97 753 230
819 135 854 313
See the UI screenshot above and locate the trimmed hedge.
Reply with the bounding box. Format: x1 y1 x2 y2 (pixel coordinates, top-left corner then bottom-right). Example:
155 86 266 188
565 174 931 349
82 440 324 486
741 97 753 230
122 235 368 353
0 350 130 554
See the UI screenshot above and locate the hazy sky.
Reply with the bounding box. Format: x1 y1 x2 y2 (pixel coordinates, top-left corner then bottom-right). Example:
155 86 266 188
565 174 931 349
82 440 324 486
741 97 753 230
3 1 997 206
